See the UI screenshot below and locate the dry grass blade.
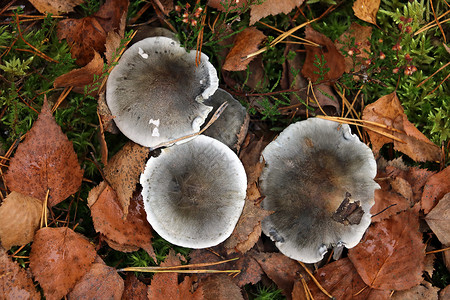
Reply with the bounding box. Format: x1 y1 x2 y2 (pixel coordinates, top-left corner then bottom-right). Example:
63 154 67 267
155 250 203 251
258 21 320 47
414 10 450 36
52 86 73 112
298 261 333 299
150 101 228 150
426 246 450 254
316 115 407 143
417 61 450 88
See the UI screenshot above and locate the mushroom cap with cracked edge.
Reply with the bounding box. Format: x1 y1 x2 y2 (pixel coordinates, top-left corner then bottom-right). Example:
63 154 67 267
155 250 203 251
260 118 379 263
106 36 219 148
140 135 247 248
202 88 249 151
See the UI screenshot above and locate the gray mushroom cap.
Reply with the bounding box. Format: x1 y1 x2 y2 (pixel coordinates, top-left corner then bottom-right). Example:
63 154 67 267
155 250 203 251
140 135 247 248
260 118 379 263
202 88 249 151
106 36 219 148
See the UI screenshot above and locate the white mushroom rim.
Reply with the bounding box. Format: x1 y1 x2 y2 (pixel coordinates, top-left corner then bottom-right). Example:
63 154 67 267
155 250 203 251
106 36 219 148
140 135 247 249
259 118 379 263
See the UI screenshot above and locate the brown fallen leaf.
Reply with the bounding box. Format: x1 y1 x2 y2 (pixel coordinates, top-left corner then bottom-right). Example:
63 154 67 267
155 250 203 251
147 250 203 299
224 199 272 254
29 227 97 300
223 27 266 71
89 183 155 260
190 247 263 287
122 273 148 300
5 99 83 207
421 166 450 214
362 91 441 162
57 0 129 66
440 284 450 299
68 263 124 299
0 191 42 250
336 22 373 73
239 134 268 186
200 274 243 300
301 26 346 83
306 258 390 300
53 51 104 93
250 0 305 25
391 280 439 300
0 247 40 299
207 0 247 11
353 0 381 26
105 13 127 65
252 252 306 298
28 0 84 15
348 208 425 290
103 141 150 217
425 193 450 245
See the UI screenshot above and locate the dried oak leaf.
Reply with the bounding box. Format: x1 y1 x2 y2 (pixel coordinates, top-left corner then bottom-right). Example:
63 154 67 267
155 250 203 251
348 208 425 290
103 141 149 217
122 273 148 300
421 166 450 214
68 263 124 299
301 26 345 83
148 250 203 299
252 252 306 298
362 91 440 162
200 274 243 300
336 23 372 73
190 247 263 287
89 182 155 259
0 247 40 299
391 280 439 300
223 27 266 71
250 0 305 25
306 258 390 300
207 0 247 11
353 0 380 26
5 99 83 207
224 199 272 254
0 191 42 250
28 0 84 15
57 0 129 66
29 227 97 300
425 193 450 245
53 51 104 93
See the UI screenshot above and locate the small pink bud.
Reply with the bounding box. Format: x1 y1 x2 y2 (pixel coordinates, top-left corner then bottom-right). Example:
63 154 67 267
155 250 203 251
379 52 386 60
191 19 197 26
347 50 354 56
175 5 181 12
393 67 399 74
405 53 412 61
405 26 412 33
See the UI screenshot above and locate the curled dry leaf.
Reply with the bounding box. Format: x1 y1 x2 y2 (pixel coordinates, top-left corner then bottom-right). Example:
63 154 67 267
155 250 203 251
0 247 40 299
421 166 450 214
103 141 150 217
122 273 148 300
105 13 127 65
425 193 450 246
5 99 83 207
148 250 203 300
301 26 345 83
348 208 425 290
336 23 372 73
306 258 390 300
353 0 381 26
53 51 104 93
89 182 155 260
57 0 129 65
200 274 243 300
362 91 441 162
224 199 272 254
29 227 97 300
250 0 305 25
223 27 266 71
0 191 42 250
68 263 124 300
28 0 83 15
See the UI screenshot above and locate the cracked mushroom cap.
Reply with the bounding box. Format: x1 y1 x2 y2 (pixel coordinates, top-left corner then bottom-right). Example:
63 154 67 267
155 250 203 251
202 88 249 151
140 135 247 248
260 118 379 263
106 36 219 148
